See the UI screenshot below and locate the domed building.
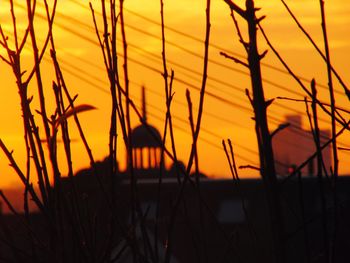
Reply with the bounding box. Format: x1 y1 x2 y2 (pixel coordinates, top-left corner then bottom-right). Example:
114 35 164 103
73 86 206 179
128 87 164 176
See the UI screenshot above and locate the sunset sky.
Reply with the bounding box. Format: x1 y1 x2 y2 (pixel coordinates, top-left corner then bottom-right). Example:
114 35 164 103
1 0 350 190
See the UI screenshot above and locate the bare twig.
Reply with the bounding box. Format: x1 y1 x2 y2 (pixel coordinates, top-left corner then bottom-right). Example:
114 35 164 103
220 51 249 68
0 140 44 212
239 165 260 171
223 0 247 19
224 1 285 262
277 97 350 114
282 119 350 185
229 9 248 51
307 80 329 261
257 23 349 130
165 0 212 261
280 0 350 100
319 1 339 260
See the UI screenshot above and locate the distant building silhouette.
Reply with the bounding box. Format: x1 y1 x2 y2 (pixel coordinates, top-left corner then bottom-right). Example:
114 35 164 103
129 86 164 176
75 86 206 179
273 115 332 176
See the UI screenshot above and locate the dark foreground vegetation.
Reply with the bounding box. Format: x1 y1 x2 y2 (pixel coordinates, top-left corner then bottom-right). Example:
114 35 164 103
0 0 350 262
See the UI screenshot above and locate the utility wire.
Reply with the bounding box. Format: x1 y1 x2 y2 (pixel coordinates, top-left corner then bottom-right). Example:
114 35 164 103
8 3 350 162
70 0 339 95
57 50 346 159
35 1 319 99
21 2 350 127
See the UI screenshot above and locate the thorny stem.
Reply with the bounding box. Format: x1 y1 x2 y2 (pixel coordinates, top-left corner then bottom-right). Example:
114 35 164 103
154 1 177 260
277 97 350 115
186 89 209 262
229 9 248 52
118 1 147 261
186 90 199 185
223 139 258 252
319 0 338 180
26 0 52 143
50 43 93 260
282 118 350 185
191 0 211 168
308 81 329 262
114 68 238 261
246 2 284 262
166 73 180 183
9 0 19 52
319 1 339 261
23 0 56 85
0 10 49 209
164 0 211 262
99 1 118 194
224 1 285 262
280 0 350 100
91 1 132 259
8 1 32 219
257 23 348 131
0 139 44 212
26 0 52 205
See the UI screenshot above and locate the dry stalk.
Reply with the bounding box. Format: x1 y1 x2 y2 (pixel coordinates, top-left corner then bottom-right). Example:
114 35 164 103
186 89 209 262
306 82 329 261
224 1 285 262
318 2 339 260
164 0 211 261
257 23 348 130
222 139 258 250
280 0 350 100
153 1 180 258
282 119 350 185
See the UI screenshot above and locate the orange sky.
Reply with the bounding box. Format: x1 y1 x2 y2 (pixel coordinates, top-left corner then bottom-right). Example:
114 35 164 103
1 0 350 190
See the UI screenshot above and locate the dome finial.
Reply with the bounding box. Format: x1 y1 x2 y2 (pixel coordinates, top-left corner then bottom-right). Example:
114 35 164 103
142 86 147 123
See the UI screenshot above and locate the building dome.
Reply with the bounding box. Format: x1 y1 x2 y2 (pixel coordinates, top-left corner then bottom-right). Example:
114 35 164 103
131 124 162 148
127 86 164 173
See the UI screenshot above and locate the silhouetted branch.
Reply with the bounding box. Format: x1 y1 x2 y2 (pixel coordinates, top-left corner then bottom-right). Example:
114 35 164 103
282 118 350 185
230 9 248 51
223 0 247 19
271 123 290 138
224 1 286 262
277 96 350 114
319 1 339 259
220 51 249 68
239 165 260 171
222 140 236 180
165 1 212 261
338 147 350 151
306 80 330 261
0 140 44 212
1 2 51 208
280 0 350 100
257 22 350 132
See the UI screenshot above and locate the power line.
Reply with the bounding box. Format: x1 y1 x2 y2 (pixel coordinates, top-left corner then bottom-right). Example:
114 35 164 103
8 3 350 161
70 0 338 96
43 29 345 151
58 51 338 163
35 1 311 99
56 53 260 165
24 2 350 127
37 2 350 127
